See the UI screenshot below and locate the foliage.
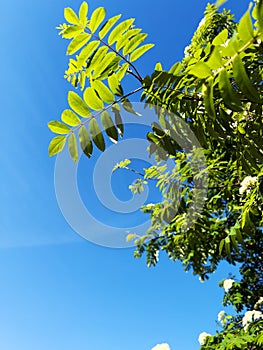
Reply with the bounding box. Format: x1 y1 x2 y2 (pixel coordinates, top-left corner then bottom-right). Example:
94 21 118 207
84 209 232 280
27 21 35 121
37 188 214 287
49 1 263 349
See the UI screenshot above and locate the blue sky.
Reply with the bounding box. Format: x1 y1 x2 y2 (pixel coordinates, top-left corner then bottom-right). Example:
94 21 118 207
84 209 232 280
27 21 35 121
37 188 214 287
1 0 249 349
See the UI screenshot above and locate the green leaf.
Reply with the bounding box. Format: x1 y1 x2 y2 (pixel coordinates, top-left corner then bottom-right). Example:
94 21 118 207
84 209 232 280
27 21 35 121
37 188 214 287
64 7 79 25
78 125 93 158
108 74 123 96
68 91 91 117
112 106 124 137
78 40 100 66
188 62 212 79
87 46 108 68
68 133 78 162
89 118 105 151
61 109 81 126
48 136 67 156
238 124 246 134
238 7 254 42
79 2 88 26
116 28 141 51
255 0 263 34
225 236 231 259
92 81 115 104
202 79 216 120
218 70 243 112
126 233 137 242
129 43 154 62
232 55 261 103
101 111 118 143
122 33 148 55
108 18 135 45
219 239 225 255
212 28 228 45
67 33 91 55
62 26 83 39
155 62 163 71
89 7 106 33
93 52 117 79
99 14 122 39
83 87 104 110
207 46 223 70
48 121 71 134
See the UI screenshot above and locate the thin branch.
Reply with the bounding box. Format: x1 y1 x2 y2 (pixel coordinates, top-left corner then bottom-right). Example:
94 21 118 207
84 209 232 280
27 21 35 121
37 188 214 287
71 85 144 134
85 29 143 83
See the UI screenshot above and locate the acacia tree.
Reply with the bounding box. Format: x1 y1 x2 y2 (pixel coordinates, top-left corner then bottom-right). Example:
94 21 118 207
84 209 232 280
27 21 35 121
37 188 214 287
48 1 263 348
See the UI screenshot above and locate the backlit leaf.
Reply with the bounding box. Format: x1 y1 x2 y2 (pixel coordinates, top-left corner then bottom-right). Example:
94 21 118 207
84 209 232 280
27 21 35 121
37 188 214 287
101 111 118 143
64 7 79 25
61 109 81 126
79 2 88 26
68 91 91 117
48 136 67 156
89 7 106 33
78 125 93 158
99 14 122 39
68 133 78 162
67 33 91 55
92 80 115 104
89 118 105 151
84 87 104 110
129 44 154 62
108 18 135 45
189 62 212 79
48 121 71 134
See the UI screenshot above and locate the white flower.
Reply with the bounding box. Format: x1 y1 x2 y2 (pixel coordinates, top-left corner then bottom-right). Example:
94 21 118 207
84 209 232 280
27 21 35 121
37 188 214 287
151 343 170 350
239 176 258 195
197 18 206 29
198 332 211 345
242 310 263 331
223 279 235 293
184 45 191 57
254 297 263 309
217 310 226 322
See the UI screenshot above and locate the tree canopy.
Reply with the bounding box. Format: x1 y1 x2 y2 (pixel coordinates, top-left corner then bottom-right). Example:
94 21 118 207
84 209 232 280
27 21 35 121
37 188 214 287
48 1 263 348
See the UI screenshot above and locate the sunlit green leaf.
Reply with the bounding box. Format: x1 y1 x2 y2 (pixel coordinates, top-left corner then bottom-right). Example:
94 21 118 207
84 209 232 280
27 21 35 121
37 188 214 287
67 33 91 55
233 55 261 103
108 74 123 96
92 80 115 104
61 109 81 126
188 62 212 79
64 7 79 25
62 26 83 39
79 2 88 26
99 14 122 39
48 121 71 134
123 33 148 55
68 133 78 162
108 18 135 45
218 70 243 112
83 87 104 110
89 7 106 33
68 91 91 117
129 43 154 62
238 7 254 42
48 136 67 156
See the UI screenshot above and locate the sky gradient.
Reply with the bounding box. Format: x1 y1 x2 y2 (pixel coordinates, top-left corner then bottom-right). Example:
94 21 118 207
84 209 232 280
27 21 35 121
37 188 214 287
1 1 249 349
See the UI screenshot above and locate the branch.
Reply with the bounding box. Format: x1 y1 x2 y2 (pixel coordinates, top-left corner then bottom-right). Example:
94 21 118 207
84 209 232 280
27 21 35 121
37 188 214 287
85 29 143 83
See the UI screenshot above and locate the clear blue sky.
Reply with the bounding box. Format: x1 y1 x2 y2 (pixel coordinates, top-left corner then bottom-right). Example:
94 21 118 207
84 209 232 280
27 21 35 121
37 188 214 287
1 1 248 349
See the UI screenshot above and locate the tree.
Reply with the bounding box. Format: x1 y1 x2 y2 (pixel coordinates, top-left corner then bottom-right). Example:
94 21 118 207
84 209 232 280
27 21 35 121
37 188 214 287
48 1 263 348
